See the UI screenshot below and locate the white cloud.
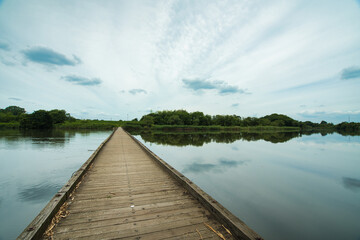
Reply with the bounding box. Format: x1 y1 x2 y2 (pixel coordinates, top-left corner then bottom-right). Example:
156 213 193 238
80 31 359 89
0 0 359 121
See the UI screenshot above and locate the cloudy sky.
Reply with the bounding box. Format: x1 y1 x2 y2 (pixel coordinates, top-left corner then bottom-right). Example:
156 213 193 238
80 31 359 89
1 0 360 122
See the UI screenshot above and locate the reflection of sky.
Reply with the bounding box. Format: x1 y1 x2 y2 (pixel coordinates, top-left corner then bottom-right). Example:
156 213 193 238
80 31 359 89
136 133 360 240
183 157 248 173
0 129 111 240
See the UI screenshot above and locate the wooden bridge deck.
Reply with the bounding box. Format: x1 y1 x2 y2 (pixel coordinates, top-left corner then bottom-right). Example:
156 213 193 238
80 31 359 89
19 128 262 240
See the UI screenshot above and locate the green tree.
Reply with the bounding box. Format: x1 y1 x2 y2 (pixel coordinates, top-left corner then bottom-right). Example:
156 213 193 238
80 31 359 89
20 110 53 129
49 109 67 124
141 115 154 127
3 106 26 115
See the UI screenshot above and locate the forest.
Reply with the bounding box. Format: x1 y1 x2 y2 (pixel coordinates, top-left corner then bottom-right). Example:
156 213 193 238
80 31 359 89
1 106 359 134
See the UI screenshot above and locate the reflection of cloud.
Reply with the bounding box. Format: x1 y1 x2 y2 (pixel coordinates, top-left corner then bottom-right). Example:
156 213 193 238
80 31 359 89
22 46 81 66
183 163 216 173
342 177 360 191
18 183 60 203
183 157 248 173
231 146 239 151
219 158 246 167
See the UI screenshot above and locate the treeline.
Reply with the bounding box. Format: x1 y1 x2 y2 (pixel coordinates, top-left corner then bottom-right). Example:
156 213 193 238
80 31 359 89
1 106 360 133
0 106 75 129
137 110 360 133
139 110 307 127
0 105 123 130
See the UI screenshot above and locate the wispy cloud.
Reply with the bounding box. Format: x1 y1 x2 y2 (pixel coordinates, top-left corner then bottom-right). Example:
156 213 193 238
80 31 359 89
8 97 22 101
22 47 81 66
129 89 147 95
61 75 101 86
182 78 246 95
340 66 360 80
0 41 10 51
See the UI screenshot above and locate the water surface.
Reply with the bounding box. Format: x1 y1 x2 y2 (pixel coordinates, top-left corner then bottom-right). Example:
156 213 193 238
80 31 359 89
134 132 360 240
1 129 359 240
0 129 111 240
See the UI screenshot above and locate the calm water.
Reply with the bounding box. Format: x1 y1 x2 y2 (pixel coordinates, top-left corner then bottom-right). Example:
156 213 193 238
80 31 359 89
0 130 359 240
0 129 111 240
133 132 360 240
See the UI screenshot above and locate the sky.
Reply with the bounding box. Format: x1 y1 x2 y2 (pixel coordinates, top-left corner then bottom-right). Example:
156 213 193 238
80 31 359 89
0 0 360 123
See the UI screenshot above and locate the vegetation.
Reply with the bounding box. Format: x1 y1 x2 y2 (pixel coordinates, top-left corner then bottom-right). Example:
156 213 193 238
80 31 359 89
1 106 359 135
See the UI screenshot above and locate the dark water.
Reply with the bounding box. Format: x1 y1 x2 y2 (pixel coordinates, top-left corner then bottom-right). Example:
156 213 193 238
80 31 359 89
0 129 111 240
133 132 360 240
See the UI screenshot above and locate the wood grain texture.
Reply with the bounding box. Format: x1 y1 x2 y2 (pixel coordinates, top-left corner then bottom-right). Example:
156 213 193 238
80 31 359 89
21 128 262 240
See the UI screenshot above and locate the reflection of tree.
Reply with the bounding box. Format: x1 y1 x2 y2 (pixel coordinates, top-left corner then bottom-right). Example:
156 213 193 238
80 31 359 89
0 129 76 147
139 131 301 146
240 132 300 143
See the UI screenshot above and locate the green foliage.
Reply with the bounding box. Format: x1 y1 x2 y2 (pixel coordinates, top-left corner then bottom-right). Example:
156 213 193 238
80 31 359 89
336 122 360 135
49 109 67 124
0 106 26 123
20 110 53 129
0 106 26 115
141 115 155 127
57 119 122 130
1 105 360 134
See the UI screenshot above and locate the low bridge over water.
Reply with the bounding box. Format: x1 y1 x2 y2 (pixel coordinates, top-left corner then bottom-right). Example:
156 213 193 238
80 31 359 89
18 128 262 240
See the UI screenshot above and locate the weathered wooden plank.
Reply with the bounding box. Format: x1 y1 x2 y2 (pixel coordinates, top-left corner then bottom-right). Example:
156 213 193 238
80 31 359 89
126 129 263 240
17 129 116 240
54 215 211 239
57 202 200 226
19 128 262 240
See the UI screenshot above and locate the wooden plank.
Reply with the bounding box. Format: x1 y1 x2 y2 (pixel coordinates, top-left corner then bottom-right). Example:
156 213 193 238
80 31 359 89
126 129 263 240
19 128 262 240
17 129 116 240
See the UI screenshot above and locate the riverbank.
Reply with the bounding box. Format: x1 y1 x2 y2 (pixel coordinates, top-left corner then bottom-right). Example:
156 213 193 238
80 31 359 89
1 120 360 137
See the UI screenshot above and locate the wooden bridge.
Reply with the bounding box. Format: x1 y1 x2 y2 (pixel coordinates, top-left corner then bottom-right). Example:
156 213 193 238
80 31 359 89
18 128 262 240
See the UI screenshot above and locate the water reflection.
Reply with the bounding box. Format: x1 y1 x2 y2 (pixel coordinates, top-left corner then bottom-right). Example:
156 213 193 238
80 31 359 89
0 129 112 240
183 157 249 173
342 177 360 192
18 183 61 203
135 132 360 240
0 129 106 150
134 131 301 146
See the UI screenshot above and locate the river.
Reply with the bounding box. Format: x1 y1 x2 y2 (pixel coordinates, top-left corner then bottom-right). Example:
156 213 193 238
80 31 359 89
0 129 359 239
